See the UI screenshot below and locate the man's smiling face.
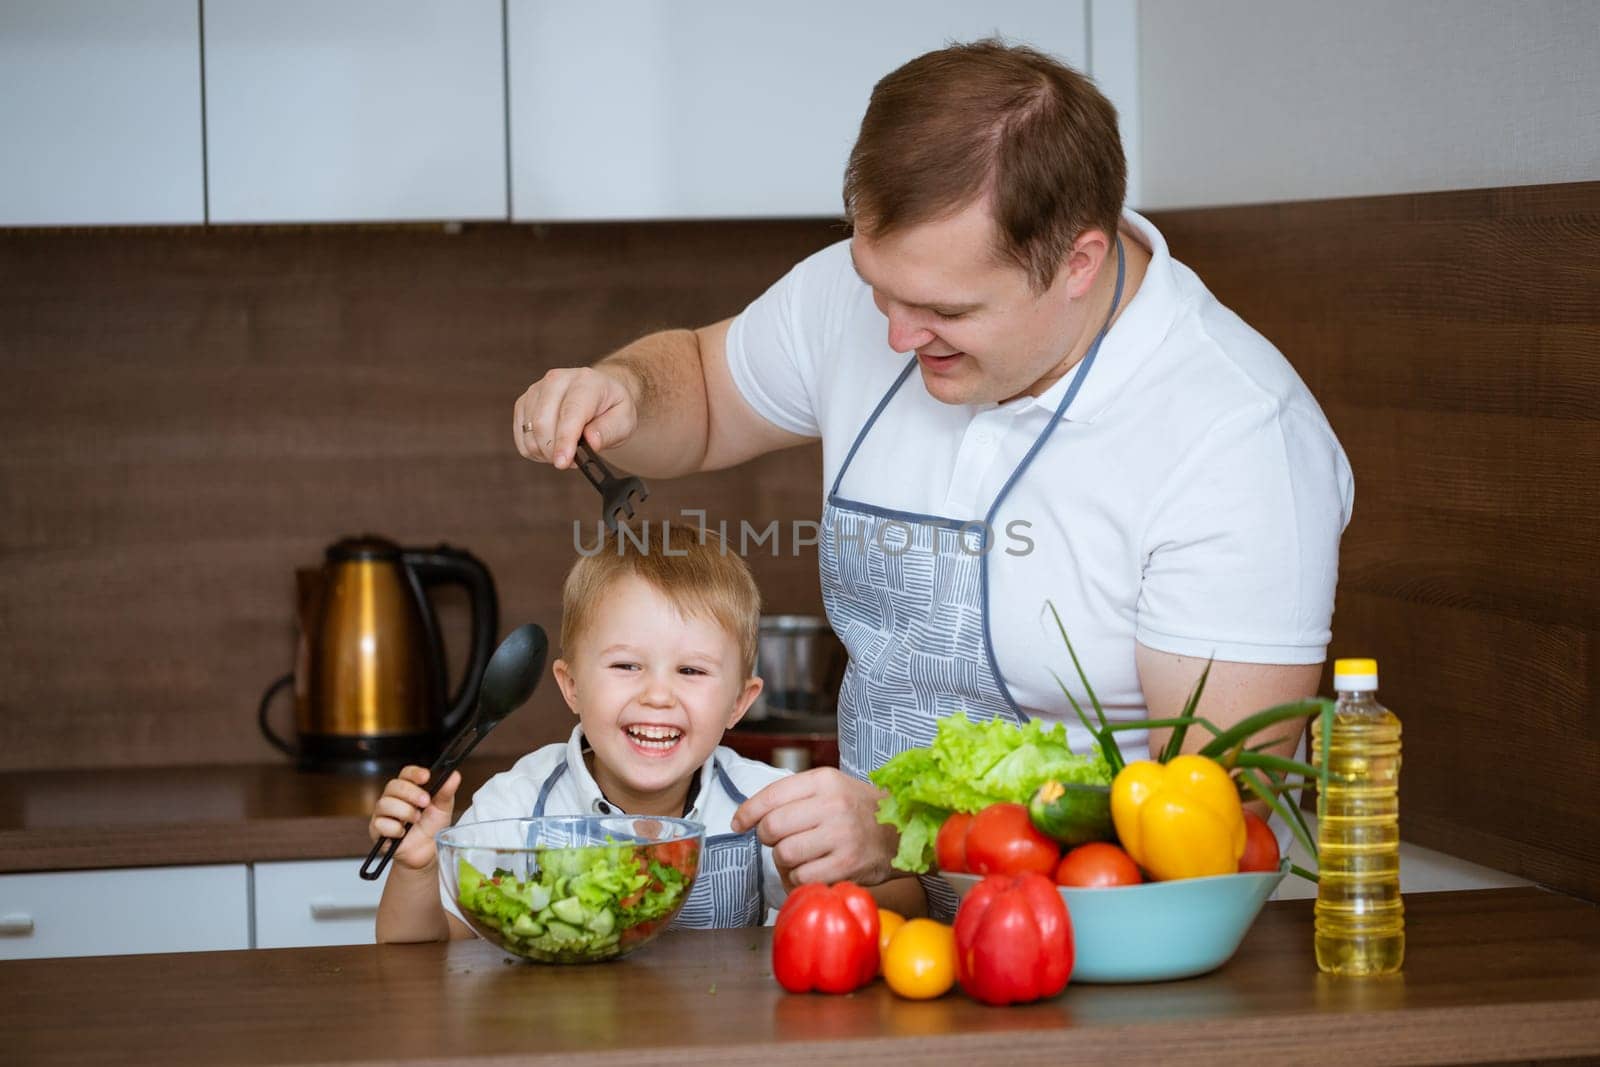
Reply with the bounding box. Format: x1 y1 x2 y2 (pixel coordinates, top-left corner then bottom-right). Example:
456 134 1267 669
850 197 1092 406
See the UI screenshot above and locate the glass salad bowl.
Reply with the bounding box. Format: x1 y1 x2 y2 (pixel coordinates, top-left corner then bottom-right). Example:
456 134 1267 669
436 816 704 964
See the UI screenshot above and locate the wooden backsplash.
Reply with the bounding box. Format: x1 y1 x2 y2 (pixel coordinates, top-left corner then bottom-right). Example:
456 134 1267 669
0 220 841 772
1150 181 1600 902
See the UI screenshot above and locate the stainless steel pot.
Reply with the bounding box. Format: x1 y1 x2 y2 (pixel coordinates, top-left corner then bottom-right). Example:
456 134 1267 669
748 614 846 724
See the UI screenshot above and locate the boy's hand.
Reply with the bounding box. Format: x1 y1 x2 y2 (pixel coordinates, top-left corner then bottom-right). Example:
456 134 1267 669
368 766 462 872
731 769 900 888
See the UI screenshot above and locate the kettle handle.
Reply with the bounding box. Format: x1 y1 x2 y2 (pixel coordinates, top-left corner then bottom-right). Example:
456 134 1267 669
257 673 298 756
402 546 499 738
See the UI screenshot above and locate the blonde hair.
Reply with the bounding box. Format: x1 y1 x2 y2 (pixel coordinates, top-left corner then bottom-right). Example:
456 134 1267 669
560 524 762 674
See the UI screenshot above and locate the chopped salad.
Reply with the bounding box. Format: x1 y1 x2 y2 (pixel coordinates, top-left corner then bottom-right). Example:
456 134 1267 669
455 838 698 962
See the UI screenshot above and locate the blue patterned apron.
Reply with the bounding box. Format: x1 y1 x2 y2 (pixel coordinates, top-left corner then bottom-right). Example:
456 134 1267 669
821 240 1126 916
531 758 763 929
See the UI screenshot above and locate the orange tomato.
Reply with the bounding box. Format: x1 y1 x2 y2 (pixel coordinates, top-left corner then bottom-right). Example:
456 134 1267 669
881 918 957 1000
877 908 907 968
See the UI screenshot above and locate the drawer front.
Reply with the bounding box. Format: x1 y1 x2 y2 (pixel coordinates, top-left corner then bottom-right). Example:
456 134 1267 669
0 865 250 960
253 859 384 949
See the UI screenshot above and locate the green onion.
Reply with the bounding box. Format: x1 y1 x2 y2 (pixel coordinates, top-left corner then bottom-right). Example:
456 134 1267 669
1046 600 1339 883
1046 602 1123 773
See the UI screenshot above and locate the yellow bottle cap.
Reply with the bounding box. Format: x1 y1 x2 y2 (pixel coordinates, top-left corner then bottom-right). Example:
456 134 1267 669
1333 658 1379 690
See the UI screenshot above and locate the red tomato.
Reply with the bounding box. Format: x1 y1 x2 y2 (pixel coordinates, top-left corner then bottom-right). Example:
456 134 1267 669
1054 842 1143 888
935 812 974 873
1239 811 1281 873
654 839 700 874
964 803 1060 878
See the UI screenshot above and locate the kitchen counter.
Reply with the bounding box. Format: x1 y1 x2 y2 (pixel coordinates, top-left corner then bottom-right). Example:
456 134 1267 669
5 887 1598 1065
0 761 505 872
0 765 1541 901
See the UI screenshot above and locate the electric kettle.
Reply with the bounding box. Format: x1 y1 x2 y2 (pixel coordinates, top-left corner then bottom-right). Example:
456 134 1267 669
258 536 498 774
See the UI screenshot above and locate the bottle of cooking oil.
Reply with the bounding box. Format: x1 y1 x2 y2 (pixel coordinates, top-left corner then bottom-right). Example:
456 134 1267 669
1312 658 1404 975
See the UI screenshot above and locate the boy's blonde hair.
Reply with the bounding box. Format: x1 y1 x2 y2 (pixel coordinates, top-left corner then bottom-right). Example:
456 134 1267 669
560 524 762 674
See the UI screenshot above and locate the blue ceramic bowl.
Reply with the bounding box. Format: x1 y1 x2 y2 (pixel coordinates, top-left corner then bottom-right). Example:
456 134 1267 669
942 861 1288 983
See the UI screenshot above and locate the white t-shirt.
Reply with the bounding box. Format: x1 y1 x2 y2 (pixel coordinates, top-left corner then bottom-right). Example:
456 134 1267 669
725 210 1354 758
440 726 792 925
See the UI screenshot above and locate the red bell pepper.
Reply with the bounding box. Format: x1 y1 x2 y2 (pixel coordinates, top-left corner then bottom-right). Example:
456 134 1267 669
772 882 881 995
953 872 1074 1005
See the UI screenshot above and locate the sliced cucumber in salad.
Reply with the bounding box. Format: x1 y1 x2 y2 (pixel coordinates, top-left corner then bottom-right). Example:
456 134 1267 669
455 840 694 962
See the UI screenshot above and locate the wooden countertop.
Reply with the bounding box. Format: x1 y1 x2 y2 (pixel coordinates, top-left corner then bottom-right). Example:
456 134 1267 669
4 888 1598 1065
0 761 504 872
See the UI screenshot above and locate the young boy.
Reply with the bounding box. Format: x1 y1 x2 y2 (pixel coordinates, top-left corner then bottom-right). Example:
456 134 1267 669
369 523 922 941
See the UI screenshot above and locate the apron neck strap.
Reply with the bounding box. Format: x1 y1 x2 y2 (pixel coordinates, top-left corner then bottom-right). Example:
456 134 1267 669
984 235 1127 527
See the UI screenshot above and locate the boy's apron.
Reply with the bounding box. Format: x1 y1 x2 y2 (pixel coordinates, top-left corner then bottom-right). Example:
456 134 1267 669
821 240 1126 917
531 757 763 929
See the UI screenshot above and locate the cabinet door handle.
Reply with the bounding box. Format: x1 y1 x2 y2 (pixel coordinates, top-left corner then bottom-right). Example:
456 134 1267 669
309 902 380 922
0 914 35 937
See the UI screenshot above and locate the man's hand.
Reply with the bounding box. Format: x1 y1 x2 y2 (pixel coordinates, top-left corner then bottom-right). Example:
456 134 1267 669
732 768 901 888
511 322 812 480
513 365 639 470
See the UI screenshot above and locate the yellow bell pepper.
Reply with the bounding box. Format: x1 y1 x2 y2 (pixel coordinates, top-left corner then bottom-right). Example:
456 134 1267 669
1110 755 1246 881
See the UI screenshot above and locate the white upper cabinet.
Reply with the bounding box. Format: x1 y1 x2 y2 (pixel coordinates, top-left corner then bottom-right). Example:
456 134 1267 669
0 0 204 227
204 0 507 224
507 0 1088 221
4 1 1126 227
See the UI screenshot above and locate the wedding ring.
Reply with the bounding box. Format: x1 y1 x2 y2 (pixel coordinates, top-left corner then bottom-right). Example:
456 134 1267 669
520 422 532 433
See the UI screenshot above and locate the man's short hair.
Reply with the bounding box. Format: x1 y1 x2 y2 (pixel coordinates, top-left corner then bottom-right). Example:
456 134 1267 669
561 524 762 675
843 38 1126 292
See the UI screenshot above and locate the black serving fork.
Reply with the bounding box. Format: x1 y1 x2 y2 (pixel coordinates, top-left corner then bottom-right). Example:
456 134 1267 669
574 439 649 532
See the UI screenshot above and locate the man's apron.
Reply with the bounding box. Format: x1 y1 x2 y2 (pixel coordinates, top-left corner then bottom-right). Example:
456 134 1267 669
821 241 1126 915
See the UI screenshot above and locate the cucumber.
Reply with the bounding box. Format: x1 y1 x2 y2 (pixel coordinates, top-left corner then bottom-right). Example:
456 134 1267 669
550 896 586 925
1029 780 1114 846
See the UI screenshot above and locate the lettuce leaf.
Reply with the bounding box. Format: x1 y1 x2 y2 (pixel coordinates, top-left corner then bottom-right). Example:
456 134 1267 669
619 860 689 927
870 713 1112 873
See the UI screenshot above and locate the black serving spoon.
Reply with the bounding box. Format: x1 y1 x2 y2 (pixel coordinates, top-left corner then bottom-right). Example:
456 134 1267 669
359 623 548 881
574 439 649 533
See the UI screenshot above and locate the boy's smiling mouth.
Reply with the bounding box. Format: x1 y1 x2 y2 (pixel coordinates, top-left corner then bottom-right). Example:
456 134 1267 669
625 724 685 754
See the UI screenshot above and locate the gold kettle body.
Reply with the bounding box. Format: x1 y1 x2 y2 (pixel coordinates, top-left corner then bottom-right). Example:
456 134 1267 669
261 536 498 774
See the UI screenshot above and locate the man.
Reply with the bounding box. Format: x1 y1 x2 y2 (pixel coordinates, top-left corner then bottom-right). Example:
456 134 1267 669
513 40 1353 901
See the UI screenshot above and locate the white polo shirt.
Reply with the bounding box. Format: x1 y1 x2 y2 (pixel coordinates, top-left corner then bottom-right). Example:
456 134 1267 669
725 210 1354 758
440 727 791 925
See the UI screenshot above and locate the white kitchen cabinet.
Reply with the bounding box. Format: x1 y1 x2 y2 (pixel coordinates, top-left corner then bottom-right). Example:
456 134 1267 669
507 0 1089 221
0 865 250 961
203 0 507 224
0 0 204 226
253 858 384 949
